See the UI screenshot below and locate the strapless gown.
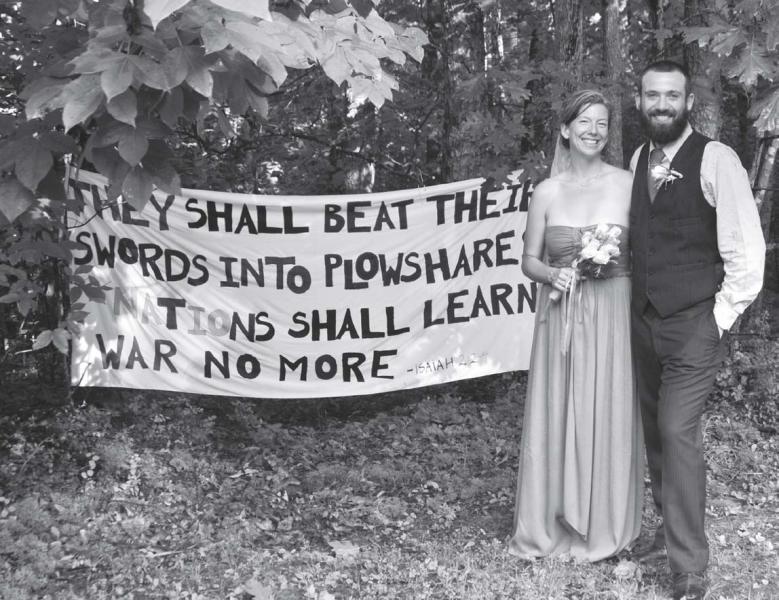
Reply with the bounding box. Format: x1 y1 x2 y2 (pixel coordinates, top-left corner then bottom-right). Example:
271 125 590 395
508 225 643 561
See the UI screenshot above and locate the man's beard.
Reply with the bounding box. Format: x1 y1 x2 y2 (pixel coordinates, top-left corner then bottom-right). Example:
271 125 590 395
640 105 689 145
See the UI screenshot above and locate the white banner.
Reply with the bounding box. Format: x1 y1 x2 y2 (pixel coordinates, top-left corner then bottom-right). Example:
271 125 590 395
67 169 537 398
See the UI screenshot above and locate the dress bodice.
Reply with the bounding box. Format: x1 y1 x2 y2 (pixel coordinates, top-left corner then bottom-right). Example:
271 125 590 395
545 224 630 277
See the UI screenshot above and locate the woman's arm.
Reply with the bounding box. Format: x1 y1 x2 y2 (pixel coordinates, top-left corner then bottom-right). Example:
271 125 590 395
521 180 574 293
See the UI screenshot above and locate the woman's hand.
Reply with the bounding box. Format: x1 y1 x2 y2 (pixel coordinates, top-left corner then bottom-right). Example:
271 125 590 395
550 266 577 293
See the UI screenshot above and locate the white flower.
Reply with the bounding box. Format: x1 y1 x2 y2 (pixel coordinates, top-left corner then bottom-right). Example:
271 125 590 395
601 243 620 257
651 164 668 179
607 225 622 238
592 249 612 265
651 165 684 187
580 241 600 259
595 223 610 236
581 231 594 246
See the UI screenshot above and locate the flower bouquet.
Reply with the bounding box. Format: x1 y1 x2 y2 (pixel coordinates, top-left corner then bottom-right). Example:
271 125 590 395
549 223 622 302
550 223 622 355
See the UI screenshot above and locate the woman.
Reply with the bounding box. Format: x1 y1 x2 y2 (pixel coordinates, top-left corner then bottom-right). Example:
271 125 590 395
508 90 643 561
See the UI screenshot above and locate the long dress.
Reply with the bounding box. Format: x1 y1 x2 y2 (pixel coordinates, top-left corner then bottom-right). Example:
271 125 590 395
508 224 643 562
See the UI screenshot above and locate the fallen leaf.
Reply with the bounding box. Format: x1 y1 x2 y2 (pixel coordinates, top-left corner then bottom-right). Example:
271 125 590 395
243 577 274 600
327 540 360 559
612 560 639 581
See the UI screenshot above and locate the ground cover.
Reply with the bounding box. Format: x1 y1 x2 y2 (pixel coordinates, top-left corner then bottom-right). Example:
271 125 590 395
1 373 777 600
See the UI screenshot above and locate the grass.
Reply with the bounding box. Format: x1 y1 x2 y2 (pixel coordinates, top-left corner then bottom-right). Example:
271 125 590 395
0 373 777 599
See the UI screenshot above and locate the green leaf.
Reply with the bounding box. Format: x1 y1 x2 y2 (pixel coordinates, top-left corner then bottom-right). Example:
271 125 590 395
246 88 269 118
69 48 125 75
32 330 53 351
228 76 249 114
144 157 182 195
201 21 230 54
0 179 35 222
710 29 748 57
183 46 214 97
212 0 272 21
37 166 69 202
350 0 375 18
122 166 154 210
160 88 184 128
143 0 190 29
130 56 170 90
52 328 72 354
224 21 267 62
240 61 278 94
0 141 18 170
727 45 773 88
215 108 236 138
748 88 779 134
257 51 288 87
107 89 138 126
62 76 105 131
101 59 135 100
15 139 53 191
118 128 150 167
23 78 69 120
0 115 17 136
321 48 351 85
39 132 79 155
162 47 190 89
89 146 131 183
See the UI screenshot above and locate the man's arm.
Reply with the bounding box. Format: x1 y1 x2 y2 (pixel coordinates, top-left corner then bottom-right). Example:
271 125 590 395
702 142 766 332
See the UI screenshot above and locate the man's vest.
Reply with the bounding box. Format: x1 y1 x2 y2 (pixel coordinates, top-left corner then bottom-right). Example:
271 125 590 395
630 131 724 316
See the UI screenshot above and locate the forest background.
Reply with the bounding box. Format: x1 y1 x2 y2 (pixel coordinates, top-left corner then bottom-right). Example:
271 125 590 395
1 0 778 599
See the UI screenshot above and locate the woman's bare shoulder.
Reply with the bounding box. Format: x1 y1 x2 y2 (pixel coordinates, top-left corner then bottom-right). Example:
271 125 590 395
530 177 561 203
603 165 634 183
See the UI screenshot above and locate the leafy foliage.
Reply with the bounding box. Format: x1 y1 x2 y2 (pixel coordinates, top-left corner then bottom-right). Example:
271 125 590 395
1 377 778 598
680 0 779 133
0 0 428 360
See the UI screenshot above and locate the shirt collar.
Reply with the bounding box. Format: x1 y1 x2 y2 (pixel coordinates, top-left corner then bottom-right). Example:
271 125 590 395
650 123 693 163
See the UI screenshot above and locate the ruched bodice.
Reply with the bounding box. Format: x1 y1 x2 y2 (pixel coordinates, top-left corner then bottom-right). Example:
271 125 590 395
545 224 630 277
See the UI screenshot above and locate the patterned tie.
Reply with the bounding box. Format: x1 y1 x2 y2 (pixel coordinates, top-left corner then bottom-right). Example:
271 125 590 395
648 147 666 202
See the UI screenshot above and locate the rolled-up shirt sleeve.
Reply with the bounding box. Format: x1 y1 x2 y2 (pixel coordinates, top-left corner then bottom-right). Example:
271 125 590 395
701 142 766 330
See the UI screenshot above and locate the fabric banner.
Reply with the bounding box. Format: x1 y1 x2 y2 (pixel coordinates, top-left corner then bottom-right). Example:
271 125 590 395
67 169 537 399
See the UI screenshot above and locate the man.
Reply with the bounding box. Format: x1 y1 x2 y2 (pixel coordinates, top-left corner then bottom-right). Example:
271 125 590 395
629 60 765 600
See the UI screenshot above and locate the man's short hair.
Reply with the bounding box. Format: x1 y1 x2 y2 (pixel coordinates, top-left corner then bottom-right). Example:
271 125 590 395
639 60 691 95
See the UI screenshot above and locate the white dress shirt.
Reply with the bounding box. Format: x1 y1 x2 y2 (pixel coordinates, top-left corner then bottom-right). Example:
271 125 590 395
629 124 766 331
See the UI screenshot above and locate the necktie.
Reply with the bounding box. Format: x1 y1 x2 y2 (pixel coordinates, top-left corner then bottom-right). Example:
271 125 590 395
648 147 666 202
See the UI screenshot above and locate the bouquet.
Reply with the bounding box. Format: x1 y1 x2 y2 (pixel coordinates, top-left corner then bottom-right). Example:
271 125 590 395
550 223 622 355
549 223 622 302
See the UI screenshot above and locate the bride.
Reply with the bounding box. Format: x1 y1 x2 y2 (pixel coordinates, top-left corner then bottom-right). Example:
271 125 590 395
508 89 643 561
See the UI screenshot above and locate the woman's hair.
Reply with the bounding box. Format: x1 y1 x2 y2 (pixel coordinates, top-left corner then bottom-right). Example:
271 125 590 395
559 89 611 149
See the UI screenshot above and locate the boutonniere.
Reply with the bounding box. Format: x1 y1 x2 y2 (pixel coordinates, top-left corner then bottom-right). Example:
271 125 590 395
651 164 684 187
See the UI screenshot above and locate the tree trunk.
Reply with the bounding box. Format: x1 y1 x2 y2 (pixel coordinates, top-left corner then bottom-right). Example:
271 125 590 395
685 0 723 139
423 0 454 183
602 0 624 167
646 0 664 57
733 134 779 333
551 0 584 84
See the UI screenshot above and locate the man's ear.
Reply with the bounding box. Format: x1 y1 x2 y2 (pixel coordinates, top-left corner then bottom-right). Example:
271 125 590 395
686 92 695 112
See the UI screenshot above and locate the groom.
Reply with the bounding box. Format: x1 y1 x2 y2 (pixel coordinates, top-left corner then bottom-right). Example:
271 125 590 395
629 60 765 600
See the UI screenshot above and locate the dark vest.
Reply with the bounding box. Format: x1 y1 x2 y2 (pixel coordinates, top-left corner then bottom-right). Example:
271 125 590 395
629 131 724 316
